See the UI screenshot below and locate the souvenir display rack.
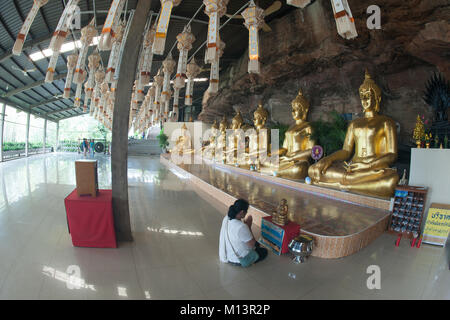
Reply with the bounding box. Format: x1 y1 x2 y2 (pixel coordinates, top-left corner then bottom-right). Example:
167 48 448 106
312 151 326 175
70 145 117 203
388 185 428 241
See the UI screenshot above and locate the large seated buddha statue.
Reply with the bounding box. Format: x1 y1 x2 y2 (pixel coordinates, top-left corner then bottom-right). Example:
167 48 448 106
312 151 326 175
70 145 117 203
225 110 246 164
260 89 315 180
215 116 228 162
201 119 219 160
242 104 271 170
171 123 194 156
308 70 399 198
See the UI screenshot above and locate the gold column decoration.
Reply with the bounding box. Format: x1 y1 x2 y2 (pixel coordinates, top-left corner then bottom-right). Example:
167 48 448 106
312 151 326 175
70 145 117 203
138 24 156 88
161 53 176 103
49 0 80 52
174 25 195 89
330 0 358 40
13 0 49 55
286 0 312 8
203 0 229 64
105 20 126 83
153 69 164 122
98 0 126 51
153 0 183 55
413 115 425 148
63 54 78 98
242 0 265 74
208 39 225 93
73 20 98 85
185 58 201 106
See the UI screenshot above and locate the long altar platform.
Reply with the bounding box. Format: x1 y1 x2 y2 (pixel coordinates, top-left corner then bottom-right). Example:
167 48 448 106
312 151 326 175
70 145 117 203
161 154 391 259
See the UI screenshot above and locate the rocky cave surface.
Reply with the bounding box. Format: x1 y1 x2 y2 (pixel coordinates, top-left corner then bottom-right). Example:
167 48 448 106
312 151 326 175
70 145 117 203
198 0 450 145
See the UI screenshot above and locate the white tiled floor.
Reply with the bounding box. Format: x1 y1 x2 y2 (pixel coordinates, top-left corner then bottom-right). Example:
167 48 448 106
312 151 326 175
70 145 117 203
0 153 448 300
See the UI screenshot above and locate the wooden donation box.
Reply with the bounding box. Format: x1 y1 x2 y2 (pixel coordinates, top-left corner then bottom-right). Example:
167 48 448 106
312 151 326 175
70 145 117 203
260 216 300 255
75 160 98 197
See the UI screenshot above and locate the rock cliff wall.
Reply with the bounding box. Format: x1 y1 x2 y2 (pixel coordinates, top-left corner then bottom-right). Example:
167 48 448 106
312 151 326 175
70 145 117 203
198 0 450 144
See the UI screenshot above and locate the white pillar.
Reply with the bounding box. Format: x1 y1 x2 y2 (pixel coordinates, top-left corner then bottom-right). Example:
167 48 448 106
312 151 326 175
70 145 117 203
0 103 5 162
56 121 59 152
25 112 30 157
43 118 47 154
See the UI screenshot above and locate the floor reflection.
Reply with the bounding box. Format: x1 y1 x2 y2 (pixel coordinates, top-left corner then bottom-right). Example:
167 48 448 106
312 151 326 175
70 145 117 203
176 161 389 236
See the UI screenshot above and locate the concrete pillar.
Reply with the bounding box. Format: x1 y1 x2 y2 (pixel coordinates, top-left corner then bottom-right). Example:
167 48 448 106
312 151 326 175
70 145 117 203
0 103 5 162
111 0 152 242
56 121 59 152
43 119 47 154
25 112 30 157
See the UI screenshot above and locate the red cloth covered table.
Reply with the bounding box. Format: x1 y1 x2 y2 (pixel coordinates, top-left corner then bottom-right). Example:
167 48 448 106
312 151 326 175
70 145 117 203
260 216 300 254
64 189 117 248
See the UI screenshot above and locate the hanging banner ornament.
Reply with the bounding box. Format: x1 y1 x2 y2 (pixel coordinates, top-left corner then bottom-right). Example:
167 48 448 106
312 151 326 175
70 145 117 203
98 0 126 51
153 0 183 55
203 0 229 64
208 39 225 93
63 54 79 98
286 0 312 8
185 58 201 106
330 0 358 39
161 54 176 103
13 0 49 56
138 24 156 88
105 20 126 83
174 25 195 89
49 0 81 52
73 20 98 85
242 0 265 74
86 51 101 102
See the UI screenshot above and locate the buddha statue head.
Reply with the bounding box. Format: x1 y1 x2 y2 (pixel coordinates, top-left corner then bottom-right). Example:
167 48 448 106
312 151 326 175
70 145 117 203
219 115 228 133
292 89 310 122
359 69 382 114
253 103 269 129
231 110 244 130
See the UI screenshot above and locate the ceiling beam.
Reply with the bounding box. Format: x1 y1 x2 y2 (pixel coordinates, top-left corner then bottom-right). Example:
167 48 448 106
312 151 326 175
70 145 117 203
30 96 68 109
2 73 67 98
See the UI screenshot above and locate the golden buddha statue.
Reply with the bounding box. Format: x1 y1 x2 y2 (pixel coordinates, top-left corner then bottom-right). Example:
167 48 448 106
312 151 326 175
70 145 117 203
225 110 246 164
272 199 289 226
260 89 315 179
308 70 399 198
172 123 193 156
202 119 219 160
243 104 271 170
215 115 228 162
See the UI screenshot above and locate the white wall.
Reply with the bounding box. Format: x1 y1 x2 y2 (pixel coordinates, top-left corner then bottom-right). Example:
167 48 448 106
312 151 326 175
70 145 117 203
409 149 450 224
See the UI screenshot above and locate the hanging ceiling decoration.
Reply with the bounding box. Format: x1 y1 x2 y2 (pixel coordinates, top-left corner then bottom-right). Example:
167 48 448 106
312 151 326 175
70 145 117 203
208 39 225 93
86 51 101 104
153 0 183 55
73 20 97 85
73 71 86 108
49 0 80 51
242 0 265 74
138 23 156 88
185 58 201 106
330 0 357 39
286 0 313 8
161 53 176 104
13 0 49 56
172 83 180 122
98 0 126 51
153 69 164 122
105 20 126 83
203 0 229 64
63 54 78 99
174 25 195 89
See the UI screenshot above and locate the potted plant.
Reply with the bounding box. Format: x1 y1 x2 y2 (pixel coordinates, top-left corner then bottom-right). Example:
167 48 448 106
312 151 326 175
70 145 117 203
157 128 169 153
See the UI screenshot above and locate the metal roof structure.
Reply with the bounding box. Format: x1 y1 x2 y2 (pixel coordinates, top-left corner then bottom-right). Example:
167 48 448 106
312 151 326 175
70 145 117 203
0 0 294 122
